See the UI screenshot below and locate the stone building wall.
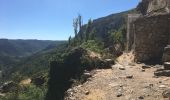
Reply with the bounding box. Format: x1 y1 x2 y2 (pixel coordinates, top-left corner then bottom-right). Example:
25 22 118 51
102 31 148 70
134 14 170 63
127 14 141 51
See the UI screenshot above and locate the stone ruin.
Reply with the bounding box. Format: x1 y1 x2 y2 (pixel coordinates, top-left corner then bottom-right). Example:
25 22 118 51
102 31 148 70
127 14 141 51
127 0 170 64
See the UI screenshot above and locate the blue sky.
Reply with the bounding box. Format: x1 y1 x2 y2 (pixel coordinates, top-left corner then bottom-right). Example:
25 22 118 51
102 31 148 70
0 0 140 40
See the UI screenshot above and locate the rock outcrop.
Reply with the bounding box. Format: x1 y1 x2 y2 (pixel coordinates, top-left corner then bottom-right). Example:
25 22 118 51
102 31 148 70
0 81 18 93
137 0 170 15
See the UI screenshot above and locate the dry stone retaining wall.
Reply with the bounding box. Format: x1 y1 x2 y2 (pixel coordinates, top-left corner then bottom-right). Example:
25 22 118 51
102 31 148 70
127 14 141 51
134 14 170 63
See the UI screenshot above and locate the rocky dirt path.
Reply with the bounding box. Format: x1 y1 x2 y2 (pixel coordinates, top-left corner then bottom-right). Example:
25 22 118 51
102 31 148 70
66 53 170 100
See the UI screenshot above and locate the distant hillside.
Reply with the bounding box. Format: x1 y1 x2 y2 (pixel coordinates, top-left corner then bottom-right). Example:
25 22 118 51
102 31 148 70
0 39 65 79
0 39 64 57
10 43 68 77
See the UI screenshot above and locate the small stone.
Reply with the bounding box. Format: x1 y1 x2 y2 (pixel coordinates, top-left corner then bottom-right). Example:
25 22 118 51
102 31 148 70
137 62 142 64
117 93 122 97
129 63 135 66
141 69 145 72
153 76 159 78
84 72 91 76
117 89 123 97
67 89 73 92
126 75 133 79
68 96 76 100
149 84 154 87
85 91 89 95
138 96 144 99
109 83 119 87
77 85 83 88
142 65 150 69
159 85 167 88
119 67 125 70
83 72 92 79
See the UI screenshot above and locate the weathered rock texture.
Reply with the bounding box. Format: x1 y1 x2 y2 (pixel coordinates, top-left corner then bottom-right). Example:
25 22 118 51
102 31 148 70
134 14 170 62
127 14 141 51
162 45 170 62
127 0 170 63
137 0 170 15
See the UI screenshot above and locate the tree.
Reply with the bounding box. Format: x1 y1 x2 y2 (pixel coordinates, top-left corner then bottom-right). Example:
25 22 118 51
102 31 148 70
85 19 93 41
68 36 72 45
78 14 83 40
78 14 83 31
73 18 79 37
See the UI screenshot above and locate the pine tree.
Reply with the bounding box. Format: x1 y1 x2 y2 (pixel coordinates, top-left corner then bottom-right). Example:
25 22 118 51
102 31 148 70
68 36 72 45
78 14 83 41
73 18 78 37
85 19 93 41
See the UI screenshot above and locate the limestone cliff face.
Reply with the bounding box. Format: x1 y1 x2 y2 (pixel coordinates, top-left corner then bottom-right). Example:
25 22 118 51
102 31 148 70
137 0 170 15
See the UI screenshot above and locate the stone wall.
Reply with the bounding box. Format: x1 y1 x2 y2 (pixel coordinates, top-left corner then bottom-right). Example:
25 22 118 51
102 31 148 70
127 14 141 51
134 14 170 63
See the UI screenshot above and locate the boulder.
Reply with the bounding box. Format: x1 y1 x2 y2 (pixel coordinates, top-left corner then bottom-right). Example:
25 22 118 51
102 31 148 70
104 59 115 66
0 81 18 93
154 70 170 76
31 76 45 86
95 59 114 69
164 62 170 70
162 89 170 98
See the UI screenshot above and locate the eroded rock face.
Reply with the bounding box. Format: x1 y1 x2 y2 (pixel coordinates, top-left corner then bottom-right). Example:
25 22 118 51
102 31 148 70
137 0 150 15
137 0 170 15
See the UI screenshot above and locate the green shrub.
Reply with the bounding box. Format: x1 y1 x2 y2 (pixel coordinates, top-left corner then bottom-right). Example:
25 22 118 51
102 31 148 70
80 40 104 53
18 85 47 100
0 84 47 100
